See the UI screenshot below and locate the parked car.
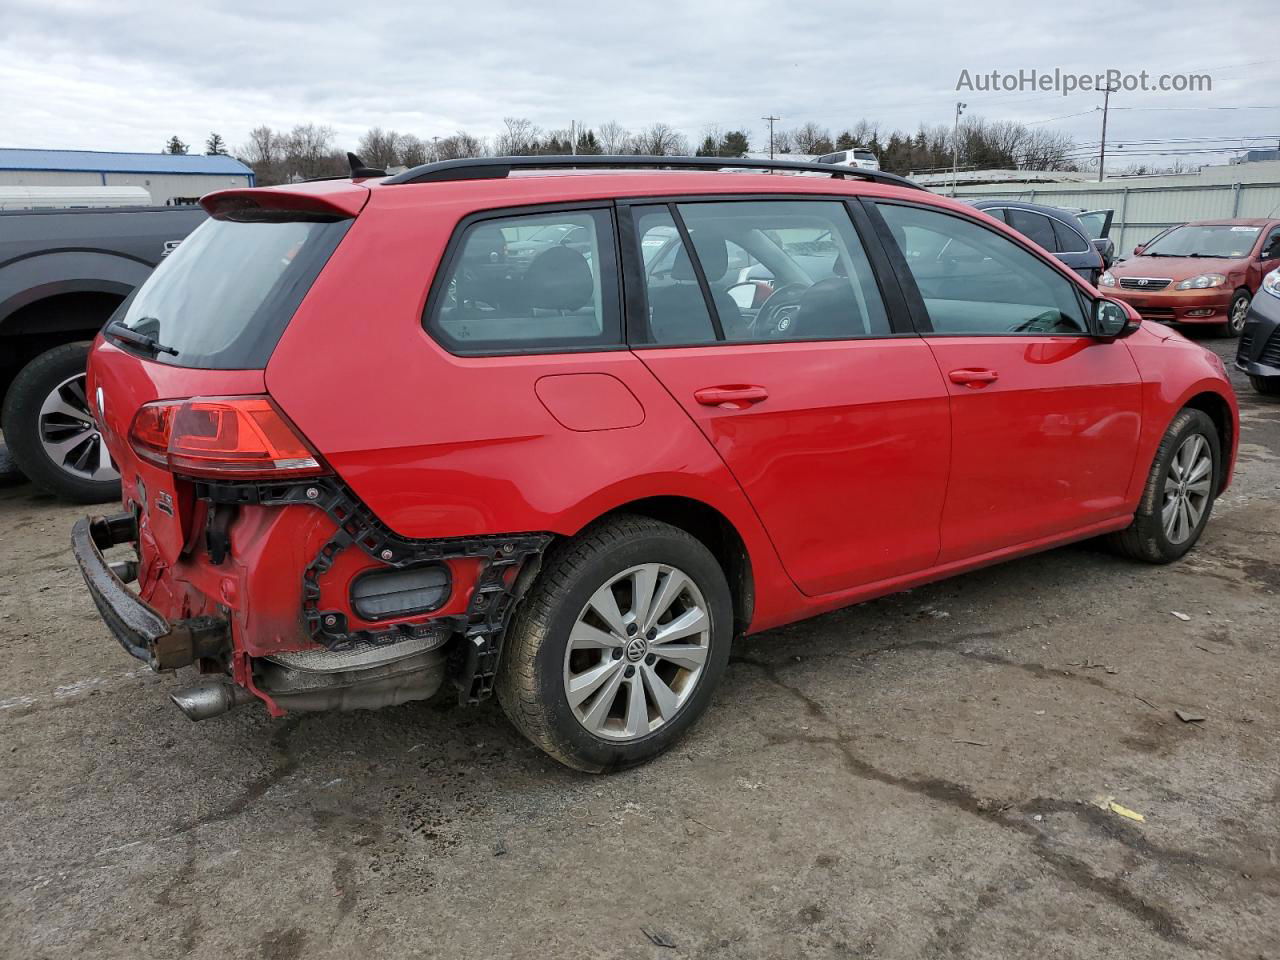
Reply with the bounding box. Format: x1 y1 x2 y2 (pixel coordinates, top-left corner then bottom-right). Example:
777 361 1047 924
74 155 1238 773
0 205 207 501
1236 267 1280 395
1100 218 1280 336
969 199 1110 285
815 148 880 171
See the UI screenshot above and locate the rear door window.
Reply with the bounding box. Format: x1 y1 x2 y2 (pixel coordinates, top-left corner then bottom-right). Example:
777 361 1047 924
1006 209 1058 252
1050 217 1088 254
427 208 621 354
110 214 351 369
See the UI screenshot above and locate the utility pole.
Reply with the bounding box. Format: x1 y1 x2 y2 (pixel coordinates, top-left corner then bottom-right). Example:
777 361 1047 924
571 120 576 155
762 115 780 159
951 101 966 196
1098 84 1118 182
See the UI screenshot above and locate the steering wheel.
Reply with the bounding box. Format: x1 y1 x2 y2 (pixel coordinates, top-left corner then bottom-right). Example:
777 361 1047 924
1011 309 1071 334
752 282 810 338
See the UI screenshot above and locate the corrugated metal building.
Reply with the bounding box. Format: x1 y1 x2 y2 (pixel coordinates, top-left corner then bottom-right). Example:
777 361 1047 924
0 148 254 206
919 160 1280 254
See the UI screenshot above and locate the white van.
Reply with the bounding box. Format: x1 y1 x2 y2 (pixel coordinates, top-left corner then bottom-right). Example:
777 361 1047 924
815 148 880 171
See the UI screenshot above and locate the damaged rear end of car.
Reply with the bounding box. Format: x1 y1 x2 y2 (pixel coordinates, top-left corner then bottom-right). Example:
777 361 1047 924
75 179 548 722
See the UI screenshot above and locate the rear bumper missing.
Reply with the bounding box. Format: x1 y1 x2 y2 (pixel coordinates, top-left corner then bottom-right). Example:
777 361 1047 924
71 514 229 671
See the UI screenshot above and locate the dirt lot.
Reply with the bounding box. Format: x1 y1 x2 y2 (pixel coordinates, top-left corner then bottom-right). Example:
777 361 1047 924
1 333 1277 960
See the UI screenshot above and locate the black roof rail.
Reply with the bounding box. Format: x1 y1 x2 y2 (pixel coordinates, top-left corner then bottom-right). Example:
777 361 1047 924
381 154 924 191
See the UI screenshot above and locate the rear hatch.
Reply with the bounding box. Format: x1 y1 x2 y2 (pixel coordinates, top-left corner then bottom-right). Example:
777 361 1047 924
89 183 364 574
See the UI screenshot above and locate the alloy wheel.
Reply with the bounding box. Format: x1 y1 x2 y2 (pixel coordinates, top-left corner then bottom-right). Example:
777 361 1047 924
1229 295 1250 334
1162 433 1212 545
38 373 118 484
562 563 711 741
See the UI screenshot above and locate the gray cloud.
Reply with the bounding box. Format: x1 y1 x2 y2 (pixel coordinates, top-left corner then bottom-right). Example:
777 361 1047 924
2 0 1275 167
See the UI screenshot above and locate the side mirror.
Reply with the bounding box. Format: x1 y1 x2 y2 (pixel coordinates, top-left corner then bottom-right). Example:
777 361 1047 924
1092 237 1115 269
1093 298 1139 340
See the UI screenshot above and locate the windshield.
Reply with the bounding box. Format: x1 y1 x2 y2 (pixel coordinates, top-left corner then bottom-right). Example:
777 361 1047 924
111 214 350 368
853 151 875 161
1145 224 1260 259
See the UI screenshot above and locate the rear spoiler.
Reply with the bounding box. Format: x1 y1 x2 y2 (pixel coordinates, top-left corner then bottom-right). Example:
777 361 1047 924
200 182 369 219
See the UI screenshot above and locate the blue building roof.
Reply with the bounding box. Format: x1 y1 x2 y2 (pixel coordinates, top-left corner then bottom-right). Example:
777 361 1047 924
0 148 253 177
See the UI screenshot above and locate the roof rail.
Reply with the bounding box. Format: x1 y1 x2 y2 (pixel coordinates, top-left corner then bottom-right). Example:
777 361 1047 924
381 154 925 191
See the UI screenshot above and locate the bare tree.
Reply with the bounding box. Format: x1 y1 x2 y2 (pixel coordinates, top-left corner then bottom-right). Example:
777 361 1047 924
596 121 633 154
399 134 429 167
240 125 285 185
282 124 344 180
495 117 541 156
435 131 487 160
790 122 833 155
632 122 689 156
358 127 405 170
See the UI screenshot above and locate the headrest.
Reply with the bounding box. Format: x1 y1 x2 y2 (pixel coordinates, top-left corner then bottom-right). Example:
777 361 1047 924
673 230 730 282
463 224 506 263
524 245 593 312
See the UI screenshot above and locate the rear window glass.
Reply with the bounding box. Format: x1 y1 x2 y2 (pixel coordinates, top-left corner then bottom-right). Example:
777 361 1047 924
110 214 350 369
426 208 621 355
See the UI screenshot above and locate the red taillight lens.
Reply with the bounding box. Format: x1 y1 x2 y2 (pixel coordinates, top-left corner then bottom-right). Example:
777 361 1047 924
128 396 325 479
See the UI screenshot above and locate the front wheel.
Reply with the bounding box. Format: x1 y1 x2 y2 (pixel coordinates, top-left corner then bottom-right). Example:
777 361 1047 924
1221 291 1251 337
1108 408 1220 563
497 515 733 772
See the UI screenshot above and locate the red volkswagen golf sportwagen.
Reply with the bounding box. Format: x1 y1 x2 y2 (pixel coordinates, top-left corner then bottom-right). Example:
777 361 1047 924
74 155 1237 771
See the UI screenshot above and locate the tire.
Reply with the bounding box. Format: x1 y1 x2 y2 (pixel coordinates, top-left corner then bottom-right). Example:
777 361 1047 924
1108 408 1220 564
496 514 733 773
0 342 121 503
1250 375 1280 397
1221 290 1251 337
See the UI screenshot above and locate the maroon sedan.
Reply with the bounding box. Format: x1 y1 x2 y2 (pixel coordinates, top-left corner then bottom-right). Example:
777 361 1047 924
1101 218 1280 336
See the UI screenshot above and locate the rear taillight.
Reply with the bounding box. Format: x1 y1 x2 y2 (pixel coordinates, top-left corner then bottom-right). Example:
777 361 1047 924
128 396 326 479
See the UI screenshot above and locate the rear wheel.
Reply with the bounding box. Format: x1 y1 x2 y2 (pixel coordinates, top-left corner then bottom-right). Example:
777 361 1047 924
0 343 120 503
496 515 733 772
1249 375 1280 396
1221 290 1250 337
1109 408 1219 563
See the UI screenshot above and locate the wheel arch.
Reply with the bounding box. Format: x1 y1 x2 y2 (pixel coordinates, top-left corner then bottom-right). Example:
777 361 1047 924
590 495 755 636
1183 389 1234 494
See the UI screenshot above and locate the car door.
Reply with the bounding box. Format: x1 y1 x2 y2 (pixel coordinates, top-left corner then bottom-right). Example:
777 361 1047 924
868 199 1143 563
622 197 951 597
1256 224 1280 286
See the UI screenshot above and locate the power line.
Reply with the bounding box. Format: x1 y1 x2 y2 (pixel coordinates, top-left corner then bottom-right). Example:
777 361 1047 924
1112 105 1280 112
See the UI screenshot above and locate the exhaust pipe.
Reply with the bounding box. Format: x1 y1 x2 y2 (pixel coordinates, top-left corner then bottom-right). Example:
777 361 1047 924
170 682 256 722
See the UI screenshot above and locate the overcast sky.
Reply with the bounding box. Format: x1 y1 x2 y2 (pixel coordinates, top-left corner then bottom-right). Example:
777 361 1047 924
2 0 1277 169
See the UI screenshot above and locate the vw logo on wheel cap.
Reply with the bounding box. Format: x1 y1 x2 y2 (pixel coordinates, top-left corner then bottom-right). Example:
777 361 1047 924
624 637 647 662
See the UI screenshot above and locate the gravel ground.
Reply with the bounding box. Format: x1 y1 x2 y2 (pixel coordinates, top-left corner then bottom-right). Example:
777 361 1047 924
1 333 1277 960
